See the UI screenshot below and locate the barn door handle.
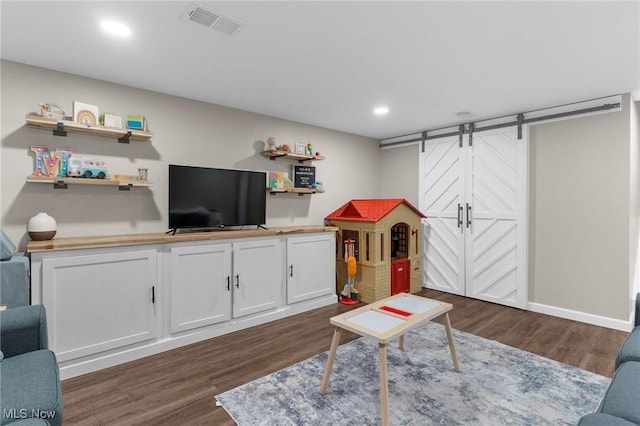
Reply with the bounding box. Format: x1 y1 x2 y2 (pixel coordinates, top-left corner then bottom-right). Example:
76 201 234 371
466 203 472 228
226 275 230 291
235 274 240 289
289 265 294 277
457 204 463 228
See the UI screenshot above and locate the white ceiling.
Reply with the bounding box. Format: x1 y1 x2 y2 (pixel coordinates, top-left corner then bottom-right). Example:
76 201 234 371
1 1 639 140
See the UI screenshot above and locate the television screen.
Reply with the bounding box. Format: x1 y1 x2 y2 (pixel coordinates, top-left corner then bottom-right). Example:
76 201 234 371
169 164 266 230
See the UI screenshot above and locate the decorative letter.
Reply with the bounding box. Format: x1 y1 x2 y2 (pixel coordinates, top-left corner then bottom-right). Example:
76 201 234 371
31 146 73 177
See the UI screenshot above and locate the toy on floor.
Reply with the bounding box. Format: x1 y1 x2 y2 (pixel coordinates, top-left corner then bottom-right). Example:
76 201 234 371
340 239 359 305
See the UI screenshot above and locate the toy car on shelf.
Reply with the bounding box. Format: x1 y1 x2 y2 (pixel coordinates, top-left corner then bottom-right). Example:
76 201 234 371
67 156 109 179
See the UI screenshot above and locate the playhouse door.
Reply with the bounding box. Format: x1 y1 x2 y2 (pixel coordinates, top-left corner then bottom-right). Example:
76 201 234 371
391 258 411 295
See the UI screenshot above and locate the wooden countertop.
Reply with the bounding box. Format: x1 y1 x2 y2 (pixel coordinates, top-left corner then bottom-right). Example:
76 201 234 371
27 226 338 253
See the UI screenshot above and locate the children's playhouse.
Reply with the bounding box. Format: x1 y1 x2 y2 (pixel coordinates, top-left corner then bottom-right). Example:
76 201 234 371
325 198 426 304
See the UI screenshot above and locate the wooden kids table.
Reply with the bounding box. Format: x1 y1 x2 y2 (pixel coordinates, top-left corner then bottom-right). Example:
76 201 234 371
320 293 461 426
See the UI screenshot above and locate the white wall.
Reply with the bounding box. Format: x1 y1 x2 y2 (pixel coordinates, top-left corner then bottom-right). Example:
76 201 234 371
0 60 381 249
379 143 420 206
529 95 632 321
630 98 640 307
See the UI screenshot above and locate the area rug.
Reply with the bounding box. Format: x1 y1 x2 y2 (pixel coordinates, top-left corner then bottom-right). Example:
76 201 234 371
216 322 609 425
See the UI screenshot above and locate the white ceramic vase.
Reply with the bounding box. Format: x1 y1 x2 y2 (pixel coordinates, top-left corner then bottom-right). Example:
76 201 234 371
27 212 57 241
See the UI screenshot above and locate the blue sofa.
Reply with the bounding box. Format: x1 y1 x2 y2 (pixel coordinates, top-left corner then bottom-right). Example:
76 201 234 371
0 230 30 308
0 305 62 426
578 294 640 425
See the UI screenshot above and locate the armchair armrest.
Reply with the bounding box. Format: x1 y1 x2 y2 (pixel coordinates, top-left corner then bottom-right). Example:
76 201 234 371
0 305 49 358
0 252 30 308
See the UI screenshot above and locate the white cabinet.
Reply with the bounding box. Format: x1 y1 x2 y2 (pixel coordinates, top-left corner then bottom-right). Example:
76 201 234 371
420 126 528 309
233 239 283 317
169 243 232 333
286 233 335 304
168 238 282 333
39 247 159 362
29 228 336 379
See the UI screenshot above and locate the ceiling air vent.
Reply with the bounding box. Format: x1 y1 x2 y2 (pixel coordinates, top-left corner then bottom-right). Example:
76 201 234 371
182 3 245 35
454 111 475 118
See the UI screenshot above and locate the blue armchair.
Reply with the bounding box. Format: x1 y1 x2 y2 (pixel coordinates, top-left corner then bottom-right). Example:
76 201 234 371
0 230 30 308
578 293 640 425
0 305 63 426
616 294 640 368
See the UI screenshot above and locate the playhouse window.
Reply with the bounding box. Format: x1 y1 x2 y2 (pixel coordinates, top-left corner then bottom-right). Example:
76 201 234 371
365 232 370 262
391 224 408 259
380 233 384 262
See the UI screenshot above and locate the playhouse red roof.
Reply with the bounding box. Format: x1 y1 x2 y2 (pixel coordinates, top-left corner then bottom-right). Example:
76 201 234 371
325 198 426 222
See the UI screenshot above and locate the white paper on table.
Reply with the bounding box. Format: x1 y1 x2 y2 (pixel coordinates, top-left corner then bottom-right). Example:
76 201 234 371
383 295 439 314
347 310 406 333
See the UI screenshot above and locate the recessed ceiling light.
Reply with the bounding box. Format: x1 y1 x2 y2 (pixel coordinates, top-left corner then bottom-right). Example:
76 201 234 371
101 21 131 37
374 106 389 116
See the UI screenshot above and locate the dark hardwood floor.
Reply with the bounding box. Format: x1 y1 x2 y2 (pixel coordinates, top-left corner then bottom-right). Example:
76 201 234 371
61 289 629 425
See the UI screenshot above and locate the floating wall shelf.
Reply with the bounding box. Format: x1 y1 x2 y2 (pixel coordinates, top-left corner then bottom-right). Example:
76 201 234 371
268 187 325 196
261 151 325 163
25 114 153 143
27 176 153 191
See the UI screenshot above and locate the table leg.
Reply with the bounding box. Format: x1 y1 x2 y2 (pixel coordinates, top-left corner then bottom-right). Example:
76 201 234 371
379 343 390 426
443 312 461 372
398 334 404 351
320 328 342 394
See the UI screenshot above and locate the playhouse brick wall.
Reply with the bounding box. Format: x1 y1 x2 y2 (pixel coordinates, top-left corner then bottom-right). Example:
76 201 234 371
411 258 422 293
374 262 390 301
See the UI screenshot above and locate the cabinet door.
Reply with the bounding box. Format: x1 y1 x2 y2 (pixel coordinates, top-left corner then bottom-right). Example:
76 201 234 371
42 248 158 362
169 243 232 333
286 233 335 304
232 239 282 318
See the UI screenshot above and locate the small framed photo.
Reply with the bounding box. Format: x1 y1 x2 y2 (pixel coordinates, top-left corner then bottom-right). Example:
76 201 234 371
294 143 306 155
73 101 99 126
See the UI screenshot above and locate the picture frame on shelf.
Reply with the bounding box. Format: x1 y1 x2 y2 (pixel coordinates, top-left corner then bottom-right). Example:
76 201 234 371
269 171 285 189
294 143 306 155
126 114 145 130
73 101 99 126
293 165 315 188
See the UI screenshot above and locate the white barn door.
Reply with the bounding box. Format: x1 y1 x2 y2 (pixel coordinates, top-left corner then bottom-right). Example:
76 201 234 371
465 127 528 308
420 135 466 295
420 126 528 309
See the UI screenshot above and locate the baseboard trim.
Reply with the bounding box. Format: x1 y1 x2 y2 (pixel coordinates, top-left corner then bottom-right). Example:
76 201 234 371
527 301 633 332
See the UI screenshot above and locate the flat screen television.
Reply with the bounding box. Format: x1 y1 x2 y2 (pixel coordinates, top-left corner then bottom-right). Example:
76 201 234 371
169 164 266 231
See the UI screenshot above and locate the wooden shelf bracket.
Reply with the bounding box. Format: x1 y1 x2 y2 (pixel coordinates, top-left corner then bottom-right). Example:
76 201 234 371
118 131 132 144
53 180 68 189
53 122 67 137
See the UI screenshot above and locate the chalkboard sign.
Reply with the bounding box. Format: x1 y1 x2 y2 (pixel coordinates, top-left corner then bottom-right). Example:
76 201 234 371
293 165 316 188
